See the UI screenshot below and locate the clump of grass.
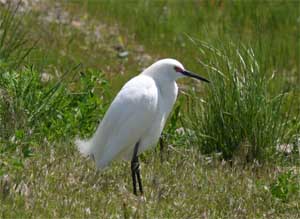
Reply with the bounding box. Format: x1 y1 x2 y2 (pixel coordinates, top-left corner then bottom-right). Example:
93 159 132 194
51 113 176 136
186 40 299 162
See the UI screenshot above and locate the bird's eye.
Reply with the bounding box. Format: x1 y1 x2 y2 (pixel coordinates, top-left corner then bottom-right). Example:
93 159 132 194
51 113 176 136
174 66 184 73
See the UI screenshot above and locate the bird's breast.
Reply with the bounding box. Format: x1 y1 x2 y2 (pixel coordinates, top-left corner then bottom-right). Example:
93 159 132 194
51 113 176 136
138 81 178 154
158 81 178 114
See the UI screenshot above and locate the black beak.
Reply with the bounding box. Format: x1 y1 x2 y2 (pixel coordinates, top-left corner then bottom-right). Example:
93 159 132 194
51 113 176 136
182 70 210 83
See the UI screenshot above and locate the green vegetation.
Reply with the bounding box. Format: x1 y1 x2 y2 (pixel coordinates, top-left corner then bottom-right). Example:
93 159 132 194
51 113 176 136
82 0 299 77
0 1 299 218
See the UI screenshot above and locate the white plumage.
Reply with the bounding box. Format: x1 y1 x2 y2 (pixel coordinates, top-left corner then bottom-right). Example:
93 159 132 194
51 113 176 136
76 59 182 169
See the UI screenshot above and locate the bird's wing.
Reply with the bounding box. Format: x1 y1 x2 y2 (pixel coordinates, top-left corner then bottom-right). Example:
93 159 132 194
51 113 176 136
89 75 158 168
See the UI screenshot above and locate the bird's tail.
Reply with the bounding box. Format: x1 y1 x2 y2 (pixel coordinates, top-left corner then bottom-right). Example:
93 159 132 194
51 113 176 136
75 138 94 157
75 138 109 170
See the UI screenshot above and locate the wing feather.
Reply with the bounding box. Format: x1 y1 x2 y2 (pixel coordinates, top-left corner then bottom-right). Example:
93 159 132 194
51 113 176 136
76 75 158 169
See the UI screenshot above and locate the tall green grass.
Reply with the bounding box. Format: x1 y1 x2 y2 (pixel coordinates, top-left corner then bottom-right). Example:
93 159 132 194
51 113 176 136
185 40 299 161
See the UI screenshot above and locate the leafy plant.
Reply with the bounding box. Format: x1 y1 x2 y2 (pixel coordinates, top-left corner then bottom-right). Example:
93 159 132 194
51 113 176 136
0 67 108 175
270 170 299 202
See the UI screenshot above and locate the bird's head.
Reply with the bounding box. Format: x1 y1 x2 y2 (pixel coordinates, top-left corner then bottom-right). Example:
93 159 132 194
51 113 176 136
143 58 209 83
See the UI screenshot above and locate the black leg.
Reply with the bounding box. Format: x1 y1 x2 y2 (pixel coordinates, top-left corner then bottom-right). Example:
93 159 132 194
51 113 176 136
131 158 137 195
135 156 143 195
159 135 164 162
131 142 143 195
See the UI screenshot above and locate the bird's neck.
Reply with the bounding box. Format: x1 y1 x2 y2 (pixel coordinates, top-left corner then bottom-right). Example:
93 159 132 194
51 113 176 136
156 78 178 107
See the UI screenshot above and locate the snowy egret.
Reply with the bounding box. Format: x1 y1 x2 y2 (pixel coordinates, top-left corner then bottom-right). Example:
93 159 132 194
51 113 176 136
76 58 209 195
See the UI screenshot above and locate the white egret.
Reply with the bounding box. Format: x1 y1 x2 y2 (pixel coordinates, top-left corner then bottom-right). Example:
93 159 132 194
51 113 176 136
76 58 209 195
